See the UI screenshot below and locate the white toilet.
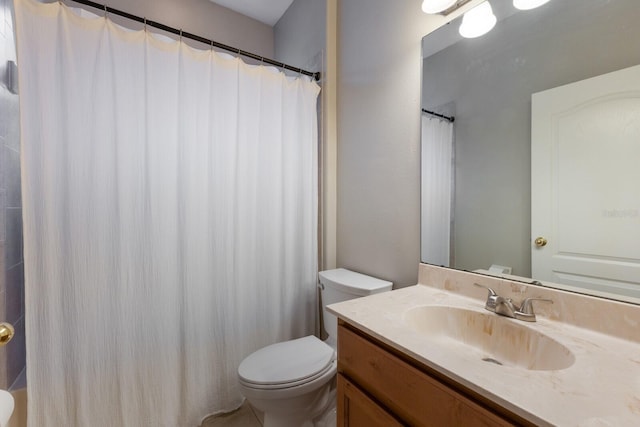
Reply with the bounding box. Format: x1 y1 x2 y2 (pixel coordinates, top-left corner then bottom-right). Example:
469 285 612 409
237 268 393 427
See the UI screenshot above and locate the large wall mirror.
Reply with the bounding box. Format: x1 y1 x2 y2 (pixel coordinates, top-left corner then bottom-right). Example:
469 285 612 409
421 0 640 303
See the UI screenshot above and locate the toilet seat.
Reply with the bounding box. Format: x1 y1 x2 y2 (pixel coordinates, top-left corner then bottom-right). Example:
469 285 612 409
238 336 335 390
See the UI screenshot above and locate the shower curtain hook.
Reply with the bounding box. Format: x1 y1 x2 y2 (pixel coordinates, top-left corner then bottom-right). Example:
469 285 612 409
103 4 108 19
179 29 183 43
143 17 147 32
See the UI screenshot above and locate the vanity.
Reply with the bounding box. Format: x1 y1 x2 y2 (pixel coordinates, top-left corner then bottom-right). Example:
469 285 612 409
328 264 640 426
336 321 525 426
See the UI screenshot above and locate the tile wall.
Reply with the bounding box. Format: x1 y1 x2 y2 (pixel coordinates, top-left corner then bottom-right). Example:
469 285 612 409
0 0 25 391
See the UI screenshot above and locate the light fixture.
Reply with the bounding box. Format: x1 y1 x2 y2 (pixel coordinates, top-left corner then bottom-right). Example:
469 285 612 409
513 0 551 10
421 0 458 14
458 1 497 39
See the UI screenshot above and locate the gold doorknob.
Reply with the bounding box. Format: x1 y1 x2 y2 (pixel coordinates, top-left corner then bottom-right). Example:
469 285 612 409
534 237 548 247
0 323 14 346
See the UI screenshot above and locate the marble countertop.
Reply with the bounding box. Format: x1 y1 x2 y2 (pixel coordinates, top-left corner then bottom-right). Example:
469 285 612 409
327 283 640 426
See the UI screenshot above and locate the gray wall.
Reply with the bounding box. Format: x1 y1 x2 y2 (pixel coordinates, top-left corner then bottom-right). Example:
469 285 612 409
336 0 434 287
274 0 325 72
1 0 25 390
422 0 640 276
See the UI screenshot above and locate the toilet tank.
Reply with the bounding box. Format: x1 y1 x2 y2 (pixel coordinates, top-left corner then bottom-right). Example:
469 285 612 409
319 268 393 341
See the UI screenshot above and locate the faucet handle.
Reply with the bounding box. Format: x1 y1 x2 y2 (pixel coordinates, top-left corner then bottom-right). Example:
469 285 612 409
474 283 499 312
519 298 553 314
516 298 553 322
474 282 497 295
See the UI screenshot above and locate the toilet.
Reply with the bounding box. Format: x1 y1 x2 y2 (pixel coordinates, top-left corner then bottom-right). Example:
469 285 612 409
237 268 393 427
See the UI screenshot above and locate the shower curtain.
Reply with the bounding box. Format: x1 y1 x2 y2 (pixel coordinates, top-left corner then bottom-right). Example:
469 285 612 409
421 115 454 267
15 0 320 426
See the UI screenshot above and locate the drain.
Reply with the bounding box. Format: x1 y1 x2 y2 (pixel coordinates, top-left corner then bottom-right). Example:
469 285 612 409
482 357 503 366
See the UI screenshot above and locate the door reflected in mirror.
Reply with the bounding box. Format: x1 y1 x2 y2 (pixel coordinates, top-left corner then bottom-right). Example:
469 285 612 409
421 0 640 303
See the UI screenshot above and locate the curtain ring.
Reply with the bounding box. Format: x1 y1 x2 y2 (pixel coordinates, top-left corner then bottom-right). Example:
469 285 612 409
179 29 183 42
103 4 108 19
143 17 147 32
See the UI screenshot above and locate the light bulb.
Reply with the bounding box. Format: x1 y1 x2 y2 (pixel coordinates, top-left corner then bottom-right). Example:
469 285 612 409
459 1 497 39
421 0 458 14
513 0 551 10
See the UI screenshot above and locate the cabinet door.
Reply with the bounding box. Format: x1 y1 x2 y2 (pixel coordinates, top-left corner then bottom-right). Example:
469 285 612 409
337 374 404 427
338 324 517 426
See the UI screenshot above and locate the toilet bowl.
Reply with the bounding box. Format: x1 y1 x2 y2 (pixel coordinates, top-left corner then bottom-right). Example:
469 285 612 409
239 336 337 427
237 268 392 427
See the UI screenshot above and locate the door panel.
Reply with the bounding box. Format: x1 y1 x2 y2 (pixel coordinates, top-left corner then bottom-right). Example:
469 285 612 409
531 64 640 297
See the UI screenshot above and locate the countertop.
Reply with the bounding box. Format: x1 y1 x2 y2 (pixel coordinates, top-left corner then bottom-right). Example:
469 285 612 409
327 283 640 426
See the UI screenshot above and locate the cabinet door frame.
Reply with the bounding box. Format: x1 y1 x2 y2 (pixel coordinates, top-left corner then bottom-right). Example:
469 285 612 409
337 374 404 427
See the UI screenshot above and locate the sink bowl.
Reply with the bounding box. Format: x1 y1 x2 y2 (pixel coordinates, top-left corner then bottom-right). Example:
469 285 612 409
404 306 575 371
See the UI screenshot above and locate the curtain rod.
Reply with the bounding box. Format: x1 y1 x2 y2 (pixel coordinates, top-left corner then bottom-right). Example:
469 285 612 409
422 108 455 123
68 0 321 81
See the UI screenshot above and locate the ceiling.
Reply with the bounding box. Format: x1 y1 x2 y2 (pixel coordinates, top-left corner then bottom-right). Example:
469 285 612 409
208 0 295 26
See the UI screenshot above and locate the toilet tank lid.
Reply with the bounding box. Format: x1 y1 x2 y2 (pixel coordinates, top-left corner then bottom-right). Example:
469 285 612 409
318 268 393 296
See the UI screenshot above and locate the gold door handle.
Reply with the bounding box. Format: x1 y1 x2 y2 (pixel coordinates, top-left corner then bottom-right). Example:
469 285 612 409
534 237 548 247
0 323 14 346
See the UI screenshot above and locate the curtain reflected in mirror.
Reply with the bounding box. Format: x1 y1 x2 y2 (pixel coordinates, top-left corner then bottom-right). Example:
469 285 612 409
421 113 454 267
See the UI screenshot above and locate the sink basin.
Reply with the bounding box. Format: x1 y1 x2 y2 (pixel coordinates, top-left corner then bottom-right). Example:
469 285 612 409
404 306 575 371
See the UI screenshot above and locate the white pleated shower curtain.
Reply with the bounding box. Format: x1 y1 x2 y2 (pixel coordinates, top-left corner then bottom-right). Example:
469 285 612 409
15 0 320 425
421 115 454 267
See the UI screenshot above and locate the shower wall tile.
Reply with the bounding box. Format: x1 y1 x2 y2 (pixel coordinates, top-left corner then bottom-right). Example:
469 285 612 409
0 288 5 390
0 346 6 389
0 93 8 144
3 146 19 207
0 287 5 390
0 287 5 322
0 2 4 37
6 315 24 388
5 262 21 322
5 207 21 267
0 243 5 296
0 0 25 390
4 102 18 152
0 190 5 242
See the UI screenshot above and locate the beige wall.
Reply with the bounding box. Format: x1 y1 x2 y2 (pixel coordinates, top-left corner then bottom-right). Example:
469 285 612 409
73 0 274 58
335 0 481 287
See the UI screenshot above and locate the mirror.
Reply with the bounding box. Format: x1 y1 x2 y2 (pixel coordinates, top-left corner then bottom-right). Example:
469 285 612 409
421 0 640 303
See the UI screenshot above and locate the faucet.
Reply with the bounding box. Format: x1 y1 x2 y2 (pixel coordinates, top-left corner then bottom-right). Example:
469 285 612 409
474 283 552 322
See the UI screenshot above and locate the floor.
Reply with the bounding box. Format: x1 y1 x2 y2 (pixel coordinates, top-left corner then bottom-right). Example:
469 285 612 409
200 402 262 427
8 393 261 427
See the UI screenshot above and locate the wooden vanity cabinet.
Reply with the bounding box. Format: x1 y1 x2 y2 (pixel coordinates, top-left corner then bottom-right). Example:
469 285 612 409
336 320 533 427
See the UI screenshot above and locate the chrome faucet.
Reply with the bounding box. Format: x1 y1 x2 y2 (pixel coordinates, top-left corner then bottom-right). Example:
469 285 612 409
474 283 552 322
